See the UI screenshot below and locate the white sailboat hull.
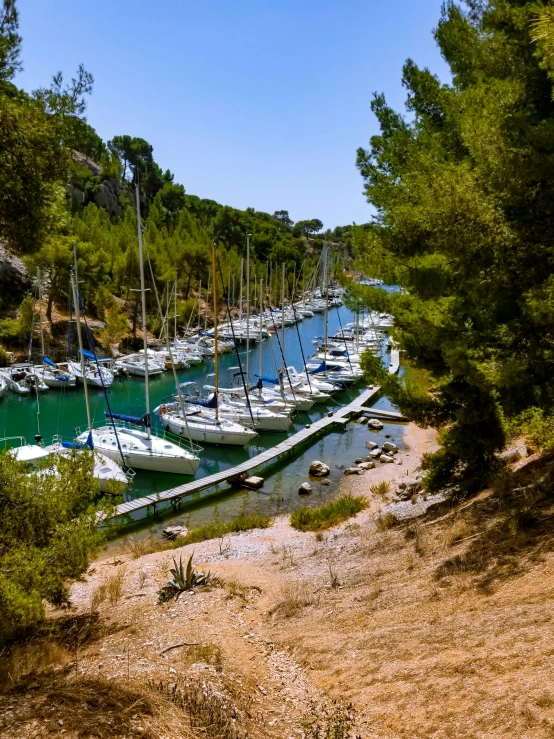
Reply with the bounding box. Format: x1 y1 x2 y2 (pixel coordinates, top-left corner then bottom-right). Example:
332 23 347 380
77 426 200 475
160 409 257 446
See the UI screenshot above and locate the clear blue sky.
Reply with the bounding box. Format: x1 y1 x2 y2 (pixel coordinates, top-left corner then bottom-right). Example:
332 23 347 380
16 0 450 229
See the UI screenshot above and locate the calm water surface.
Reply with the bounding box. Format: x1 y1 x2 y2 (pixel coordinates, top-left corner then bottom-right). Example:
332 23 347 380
0 303 405 536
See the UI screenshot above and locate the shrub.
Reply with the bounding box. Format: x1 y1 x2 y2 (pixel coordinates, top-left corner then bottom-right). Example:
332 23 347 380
180 513 272 546
290 494 368 532
0 451 118 645
375 512 398 530
271 581 315 617
0 346 9 367
505 407 554 453
370 481 390 497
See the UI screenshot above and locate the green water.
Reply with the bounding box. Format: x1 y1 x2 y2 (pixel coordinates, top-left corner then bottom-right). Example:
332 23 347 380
0 304 402 533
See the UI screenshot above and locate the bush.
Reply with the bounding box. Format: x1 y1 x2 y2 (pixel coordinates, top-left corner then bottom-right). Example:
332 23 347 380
179 513 272 546
0 346 9 367
290 494 368 532
505 407 554 453
0 451 118 644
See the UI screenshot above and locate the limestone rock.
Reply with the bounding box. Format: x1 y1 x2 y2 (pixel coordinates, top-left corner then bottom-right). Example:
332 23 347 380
369 449 382 459
366 441 379 450
299 482 312 495
344 467 365 475
383 442 398 453
356 416 368 425
309 460 330 477
358 461 375 470
380 454 395 464
162 525 188 540
367 419 384 430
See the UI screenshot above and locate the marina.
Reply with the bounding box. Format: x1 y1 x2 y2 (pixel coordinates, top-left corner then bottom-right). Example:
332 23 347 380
0 256 402 529
108 384 381 520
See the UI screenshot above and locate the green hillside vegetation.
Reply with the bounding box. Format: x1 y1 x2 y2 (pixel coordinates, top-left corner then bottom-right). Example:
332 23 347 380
0 0 355 358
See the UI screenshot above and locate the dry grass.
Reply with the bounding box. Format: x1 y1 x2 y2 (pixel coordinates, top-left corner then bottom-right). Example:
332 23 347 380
124 534 157 559
405 521 429 556
440 515 475 549
270 580 316 617
105 566 126 605
137 569 148 589
90 582 108 613
0 639 71 690
375 512 398 531
370 480 390 498
1 674 250 739
176 643 223 672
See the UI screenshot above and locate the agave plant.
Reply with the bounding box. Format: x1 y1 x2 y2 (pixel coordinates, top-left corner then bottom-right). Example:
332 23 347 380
158 553 210 603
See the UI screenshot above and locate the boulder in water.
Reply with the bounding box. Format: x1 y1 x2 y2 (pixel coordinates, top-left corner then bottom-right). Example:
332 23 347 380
309 460 330 477
299 482 312 495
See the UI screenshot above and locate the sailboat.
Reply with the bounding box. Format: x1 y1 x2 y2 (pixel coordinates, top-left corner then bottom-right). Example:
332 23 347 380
45 269 130 492
76 183 201 476
32 269 77 389
157 243 258 446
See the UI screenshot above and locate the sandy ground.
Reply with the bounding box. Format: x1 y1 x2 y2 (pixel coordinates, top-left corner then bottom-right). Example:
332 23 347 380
4 423 554 738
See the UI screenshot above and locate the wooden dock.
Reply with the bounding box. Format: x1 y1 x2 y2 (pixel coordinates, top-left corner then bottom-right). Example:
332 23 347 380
109 385 381 521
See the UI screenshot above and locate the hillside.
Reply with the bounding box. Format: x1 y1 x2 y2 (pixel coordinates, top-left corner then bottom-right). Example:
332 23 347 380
3 426 554 738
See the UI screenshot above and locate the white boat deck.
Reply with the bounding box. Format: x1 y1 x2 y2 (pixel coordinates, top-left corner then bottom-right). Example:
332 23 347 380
388 349 400 374
108 385 381 521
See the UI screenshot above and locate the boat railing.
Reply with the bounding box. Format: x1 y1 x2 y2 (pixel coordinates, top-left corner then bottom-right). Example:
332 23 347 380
0 435 27 451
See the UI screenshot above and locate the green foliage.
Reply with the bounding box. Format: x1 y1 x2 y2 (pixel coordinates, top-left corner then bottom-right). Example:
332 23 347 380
0 346 8 366
157 554 213 603
355 0 554 493
100 303 129 354
0 450 117 644
290 494 368 532
0 0 21 83
178 513 272 546
505 407 554 453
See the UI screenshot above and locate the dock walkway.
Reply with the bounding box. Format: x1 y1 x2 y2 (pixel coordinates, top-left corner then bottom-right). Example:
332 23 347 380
109 385 381 521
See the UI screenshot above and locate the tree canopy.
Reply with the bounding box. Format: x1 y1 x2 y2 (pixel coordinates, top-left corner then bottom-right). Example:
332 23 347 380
355 0 554 494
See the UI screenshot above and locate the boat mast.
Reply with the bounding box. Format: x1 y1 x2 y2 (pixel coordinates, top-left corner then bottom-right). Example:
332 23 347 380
135 181 151 440
197 279 202 332
259 278 263 395
323 243 329 367
174 278 178 340
212 242 219 421
205 270 210 333
281 263 286 365
71 256 92 433
246 234 251 383
239 257 243 322
37 268 45 359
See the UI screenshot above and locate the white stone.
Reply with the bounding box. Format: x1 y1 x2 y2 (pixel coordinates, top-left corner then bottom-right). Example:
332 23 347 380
309 460 330 477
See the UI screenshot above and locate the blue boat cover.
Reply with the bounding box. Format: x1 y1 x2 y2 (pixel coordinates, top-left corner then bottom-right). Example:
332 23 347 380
255 373 279 385
61 431 94 450
79 349 97 360
105 411 151 428
187 392 218 409
308 361 327 374
42 356 57 368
